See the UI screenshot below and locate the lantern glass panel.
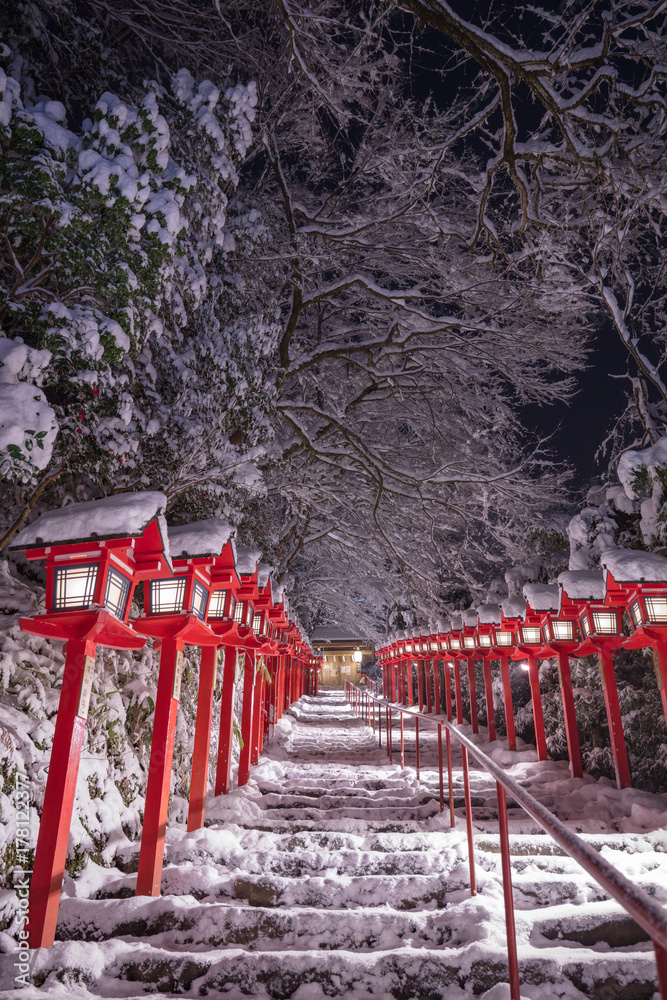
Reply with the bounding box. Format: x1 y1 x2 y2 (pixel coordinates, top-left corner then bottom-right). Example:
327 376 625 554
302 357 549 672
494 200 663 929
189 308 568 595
494 630 513 646
439 641 447 651
478 635 491 647
645 597 667 624
398 644 404 654
244 603 253 626
208 588 229 619
630 599 642 628
450 638 461 649
191 580 208 621
53 563 99 611
580 613 591 637
253 613 263 634
103 567 130 619
463 637 475 649
592 610 619 635
406 643 413 652
150 577 186 614
551 620 576 641
430 642 438 651
520 627 542 644
234 600 245 624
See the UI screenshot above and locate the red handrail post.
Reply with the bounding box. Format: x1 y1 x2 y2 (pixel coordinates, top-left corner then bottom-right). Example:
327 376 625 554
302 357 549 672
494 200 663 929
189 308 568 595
400 712 405 769
482 659 496 741
250 657 265 765
497 782 520 1000
437 724 445 813
417 658 424 711
527 653 548 761
461 744 477 895
433 660 441 715
598 649 632 789
499 653 517 750
388 707 393 763
187 645 218 831
557 652 583 779
446 727 455 827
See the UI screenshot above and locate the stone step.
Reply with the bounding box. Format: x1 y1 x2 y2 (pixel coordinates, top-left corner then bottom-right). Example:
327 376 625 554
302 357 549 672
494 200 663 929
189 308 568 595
29 936 659 999
56 897 467 949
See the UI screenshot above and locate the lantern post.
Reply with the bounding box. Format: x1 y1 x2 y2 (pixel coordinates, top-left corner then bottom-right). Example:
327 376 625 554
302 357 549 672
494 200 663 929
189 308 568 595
233 547 265 788
461 610 481 733
473 606 499 742
525 583 583 779
131 520 232 897
488 615 518 752
602 550 667 731
559 570 631 789
427 625 442 715
11 492 172 947
447 616 466 724
503 597 548 761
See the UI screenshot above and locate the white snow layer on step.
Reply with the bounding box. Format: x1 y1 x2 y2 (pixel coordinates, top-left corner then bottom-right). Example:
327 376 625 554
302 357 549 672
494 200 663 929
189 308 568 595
12 490 168 548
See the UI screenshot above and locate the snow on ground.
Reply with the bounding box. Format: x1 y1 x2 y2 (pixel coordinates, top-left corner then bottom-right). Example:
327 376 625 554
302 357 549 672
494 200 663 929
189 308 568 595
1 688 666 997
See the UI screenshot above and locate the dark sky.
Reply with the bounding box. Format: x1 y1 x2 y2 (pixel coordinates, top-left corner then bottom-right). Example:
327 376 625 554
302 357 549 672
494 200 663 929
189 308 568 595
522 322 632 490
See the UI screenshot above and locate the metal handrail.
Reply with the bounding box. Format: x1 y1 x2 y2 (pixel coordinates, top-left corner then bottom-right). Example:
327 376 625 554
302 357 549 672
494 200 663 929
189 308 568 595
344 680 667 1000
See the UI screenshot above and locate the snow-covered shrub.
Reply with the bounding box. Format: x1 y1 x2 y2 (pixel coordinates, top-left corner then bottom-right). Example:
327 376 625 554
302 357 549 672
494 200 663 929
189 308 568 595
0 62 276 518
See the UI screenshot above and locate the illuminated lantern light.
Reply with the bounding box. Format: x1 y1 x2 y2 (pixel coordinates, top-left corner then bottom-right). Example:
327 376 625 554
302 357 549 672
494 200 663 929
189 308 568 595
559 569 631 790
11 491 172 948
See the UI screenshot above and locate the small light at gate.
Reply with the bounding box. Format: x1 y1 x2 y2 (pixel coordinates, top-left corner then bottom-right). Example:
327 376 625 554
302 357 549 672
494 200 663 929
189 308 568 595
353 650 362 662
519 661 529 672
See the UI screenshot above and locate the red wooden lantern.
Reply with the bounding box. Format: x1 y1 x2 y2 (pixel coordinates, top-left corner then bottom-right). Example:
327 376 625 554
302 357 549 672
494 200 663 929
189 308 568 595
11 491 171 948
481 603 517 751
602 549 667 732
524 583 583 779
132 519 231 897
559 569 631 789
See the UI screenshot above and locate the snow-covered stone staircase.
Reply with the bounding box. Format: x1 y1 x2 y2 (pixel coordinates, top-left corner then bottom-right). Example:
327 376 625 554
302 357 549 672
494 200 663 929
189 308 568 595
11 689 667 999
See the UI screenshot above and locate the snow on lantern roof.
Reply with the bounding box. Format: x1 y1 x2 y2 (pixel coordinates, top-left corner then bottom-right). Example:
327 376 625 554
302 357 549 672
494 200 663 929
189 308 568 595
558 570 604 602
436 619 447 633
501 597 527 620
449 614 462 631
523 583 559 613
270 578 285 605
477 603 502 625
462 609 478 627
257 562 273 589
236 545 262 576
167 519 234 560
12 491 168 550
600 549 667 584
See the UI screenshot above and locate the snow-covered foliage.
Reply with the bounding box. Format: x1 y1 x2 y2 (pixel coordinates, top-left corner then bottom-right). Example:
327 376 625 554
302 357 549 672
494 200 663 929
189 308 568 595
0 58 275 519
